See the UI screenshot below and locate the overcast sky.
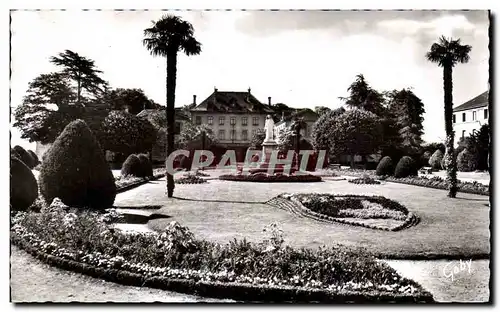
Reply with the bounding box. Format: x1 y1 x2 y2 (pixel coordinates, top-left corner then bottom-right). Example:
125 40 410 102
10 10 489 149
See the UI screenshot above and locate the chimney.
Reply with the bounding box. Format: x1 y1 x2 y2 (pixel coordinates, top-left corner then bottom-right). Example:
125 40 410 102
193 95 197 105
213 87 217 104
268 96 272 106
248 87 251 94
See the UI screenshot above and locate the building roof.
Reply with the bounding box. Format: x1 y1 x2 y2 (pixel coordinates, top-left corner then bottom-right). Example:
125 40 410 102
453 91 489 112
190 90 274 114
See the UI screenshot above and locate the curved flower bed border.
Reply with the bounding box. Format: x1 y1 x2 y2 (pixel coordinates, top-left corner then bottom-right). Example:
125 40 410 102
219 174 322 183
273 194 419 232
175 175 208 185
11 234 433 303
348 177 381 185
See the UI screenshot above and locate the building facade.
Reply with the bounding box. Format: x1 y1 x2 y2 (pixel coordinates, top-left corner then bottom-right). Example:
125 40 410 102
453 91 488 145
190 88 275 160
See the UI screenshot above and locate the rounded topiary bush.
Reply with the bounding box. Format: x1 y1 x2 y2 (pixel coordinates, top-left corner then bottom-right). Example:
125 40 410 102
376 156 393 176
121 154 142 177
12 145 35 169
394 156 417 178
39 119 116 210
10 155 38 211
428 149 444 170
137 153 153 178
457 148 477 172
27 150 40 167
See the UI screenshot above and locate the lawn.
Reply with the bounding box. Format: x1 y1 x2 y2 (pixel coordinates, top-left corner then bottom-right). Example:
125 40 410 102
115 171 490 259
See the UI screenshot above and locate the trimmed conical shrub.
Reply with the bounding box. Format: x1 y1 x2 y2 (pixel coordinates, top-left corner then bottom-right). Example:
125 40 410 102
27 149 40 167
121 154 142 177
39 119 116 210
10 155 38 211
137 153 153 178
394 156 417 178
12 145 35 169
376 156 393 176
429 149 444 170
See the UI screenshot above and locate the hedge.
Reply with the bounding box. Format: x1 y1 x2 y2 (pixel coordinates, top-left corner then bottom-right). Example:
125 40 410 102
12 145 36 169
121 154 142 177
376 156 393 176
10 155 38 211
137 154 154 178
394 156 417 178
219 173 322 183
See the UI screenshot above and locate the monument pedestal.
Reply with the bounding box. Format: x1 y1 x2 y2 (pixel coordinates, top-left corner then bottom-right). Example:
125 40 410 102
261 140 278 164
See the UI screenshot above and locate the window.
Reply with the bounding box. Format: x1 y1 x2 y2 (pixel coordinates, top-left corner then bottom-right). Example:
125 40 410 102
251 129 257 137
252 117 259 126
484 109 488 119
462 113 466 122
218 130 225 140
242 117 248 126
208 116 213 125
241 130 248 141
230 130 236 140
453 114 456 124
195 116 202 125
462 130 466 138
230 117 236 125
174 122 181 135
472 111 477 121
219 116 225 125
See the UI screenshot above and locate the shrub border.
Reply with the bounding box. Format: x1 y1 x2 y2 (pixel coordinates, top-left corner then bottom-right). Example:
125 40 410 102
272 195 419 232
11 234 434 303
116 173 165 194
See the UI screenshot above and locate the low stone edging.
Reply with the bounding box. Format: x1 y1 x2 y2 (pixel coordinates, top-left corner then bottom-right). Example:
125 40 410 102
271 195 418 232
116 174 165 194
383 177 489 196
11 234 434 303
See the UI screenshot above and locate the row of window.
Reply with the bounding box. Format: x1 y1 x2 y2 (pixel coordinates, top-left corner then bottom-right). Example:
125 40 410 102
195 116 260 126
453 109 488 123
217 129 257 141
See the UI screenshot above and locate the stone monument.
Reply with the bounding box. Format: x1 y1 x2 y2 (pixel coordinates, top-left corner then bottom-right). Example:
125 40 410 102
261 115 278 164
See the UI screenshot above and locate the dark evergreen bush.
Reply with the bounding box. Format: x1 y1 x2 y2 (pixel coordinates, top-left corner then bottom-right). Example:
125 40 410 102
12 145 36 169
376 156 393 176
394 156 417 178
428 150 444 170
27 150 40 167
39 119 116 210
137 153 153 178
121 154 142 177
10 155 38 211
457 148 477 172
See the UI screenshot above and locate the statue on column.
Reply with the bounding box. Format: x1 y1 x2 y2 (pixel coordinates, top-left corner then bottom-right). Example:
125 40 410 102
264 115 275 143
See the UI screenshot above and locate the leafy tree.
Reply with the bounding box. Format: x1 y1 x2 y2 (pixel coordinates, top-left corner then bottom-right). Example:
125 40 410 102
250 128 266 150
311 107 346 161
314 106 332 117
471 124 490 171
101 111 158 157
429 149 444 170
457 148 477 172
340 74 386 116
13 73 83 144
313 108 383 168
176 121 217 150
103 88 159 114
143 14 202 198
426 36 472 198
386 88 426 155
50 50 108 103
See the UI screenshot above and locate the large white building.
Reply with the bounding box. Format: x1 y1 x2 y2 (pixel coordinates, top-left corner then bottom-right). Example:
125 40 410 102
452 91 489 145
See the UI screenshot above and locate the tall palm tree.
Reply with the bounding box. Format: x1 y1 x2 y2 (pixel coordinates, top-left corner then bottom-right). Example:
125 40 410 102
426 36 471 198
143 15 202 197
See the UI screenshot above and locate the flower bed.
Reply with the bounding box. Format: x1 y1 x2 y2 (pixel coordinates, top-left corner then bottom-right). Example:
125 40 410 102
219 173 322 183
10 208 433 303
348 176 381 185
332 169 489 195
115 168 165 193
280 193 418 231
175 173 208 184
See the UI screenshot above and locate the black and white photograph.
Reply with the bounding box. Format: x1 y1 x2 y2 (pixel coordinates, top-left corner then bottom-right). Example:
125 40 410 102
8 7 492 304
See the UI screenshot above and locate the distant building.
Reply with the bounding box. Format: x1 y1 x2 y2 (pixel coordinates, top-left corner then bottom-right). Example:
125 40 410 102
274 108 319 141
453 91 489 145
190 88 275 161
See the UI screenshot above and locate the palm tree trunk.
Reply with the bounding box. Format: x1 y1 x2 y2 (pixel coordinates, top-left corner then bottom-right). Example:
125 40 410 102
77 76 81 105
295 127 300 168
443 65 458 198
165 52 177 198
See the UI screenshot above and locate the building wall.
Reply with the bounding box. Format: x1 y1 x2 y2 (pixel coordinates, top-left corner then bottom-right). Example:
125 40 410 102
190 112 268 146
453 107 488 145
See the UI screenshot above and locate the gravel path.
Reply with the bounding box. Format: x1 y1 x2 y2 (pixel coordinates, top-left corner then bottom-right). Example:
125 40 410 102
10 246 234 303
